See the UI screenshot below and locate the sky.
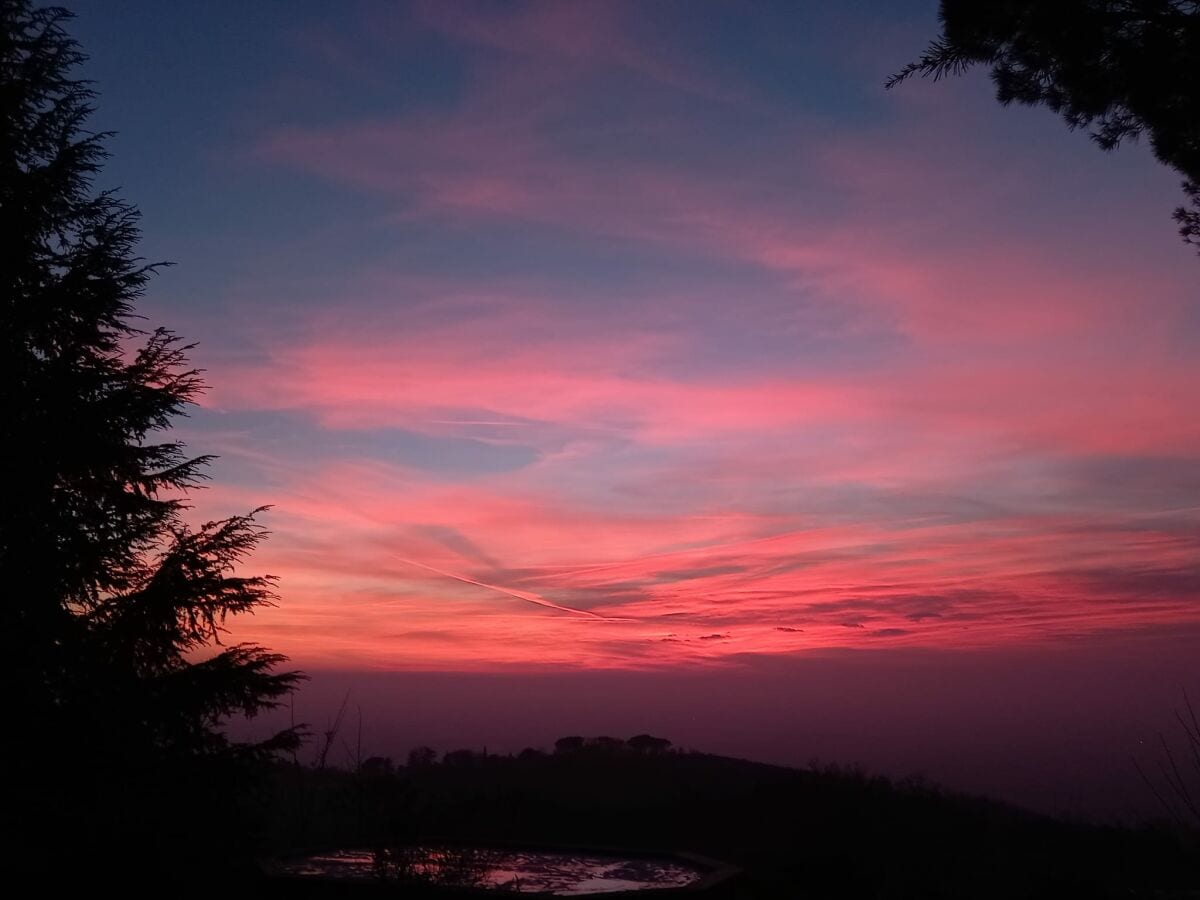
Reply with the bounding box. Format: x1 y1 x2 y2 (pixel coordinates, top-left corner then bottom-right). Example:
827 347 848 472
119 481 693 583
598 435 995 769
70 1 1199 817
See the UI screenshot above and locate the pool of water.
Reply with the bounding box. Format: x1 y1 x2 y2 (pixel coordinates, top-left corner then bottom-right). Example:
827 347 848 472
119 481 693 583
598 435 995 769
276 846 706 894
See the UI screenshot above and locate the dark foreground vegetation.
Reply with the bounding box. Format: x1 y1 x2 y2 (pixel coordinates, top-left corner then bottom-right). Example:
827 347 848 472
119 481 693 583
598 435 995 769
255 738 1200 900
2 1 299 889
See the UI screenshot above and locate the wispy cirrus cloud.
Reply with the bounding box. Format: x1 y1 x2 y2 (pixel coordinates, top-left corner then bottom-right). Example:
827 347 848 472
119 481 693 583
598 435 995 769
179 0 1200 669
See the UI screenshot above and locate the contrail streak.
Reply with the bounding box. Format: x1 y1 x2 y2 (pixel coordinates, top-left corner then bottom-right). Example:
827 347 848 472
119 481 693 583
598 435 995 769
392 554 609 620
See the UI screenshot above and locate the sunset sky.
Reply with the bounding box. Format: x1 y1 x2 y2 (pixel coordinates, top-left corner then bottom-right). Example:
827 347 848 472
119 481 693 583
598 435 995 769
71 1 1199 813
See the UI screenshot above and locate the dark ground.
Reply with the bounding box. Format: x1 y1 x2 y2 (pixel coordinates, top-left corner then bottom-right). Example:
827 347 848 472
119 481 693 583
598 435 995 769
251 743 1200 899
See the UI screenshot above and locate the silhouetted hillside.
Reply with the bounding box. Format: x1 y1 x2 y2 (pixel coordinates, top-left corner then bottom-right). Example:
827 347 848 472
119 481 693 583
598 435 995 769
260 739 1200 899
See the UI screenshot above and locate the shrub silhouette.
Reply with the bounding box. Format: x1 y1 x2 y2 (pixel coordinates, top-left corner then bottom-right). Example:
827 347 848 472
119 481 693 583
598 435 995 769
629 733 673 753
408 745 438 767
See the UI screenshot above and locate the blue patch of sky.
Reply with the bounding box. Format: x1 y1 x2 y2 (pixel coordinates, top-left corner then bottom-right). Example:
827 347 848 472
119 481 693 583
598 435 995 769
625 0 939 121
61 2 445 302
69 1 418 319
183 409 540 483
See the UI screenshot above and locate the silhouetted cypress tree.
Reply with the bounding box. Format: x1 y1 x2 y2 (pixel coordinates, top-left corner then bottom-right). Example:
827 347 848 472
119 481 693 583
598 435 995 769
889 1 1200 253
0 1 302 885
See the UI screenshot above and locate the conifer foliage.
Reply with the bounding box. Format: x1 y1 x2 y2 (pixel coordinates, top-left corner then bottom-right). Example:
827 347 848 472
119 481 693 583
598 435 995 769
1 0 301 882
889 1 1200 253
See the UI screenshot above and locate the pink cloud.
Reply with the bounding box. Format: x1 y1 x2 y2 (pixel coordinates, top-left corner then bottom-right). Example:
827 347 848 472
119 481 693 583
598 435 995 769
208 300 1200 461
257 91 1192 350
195 1 1200 671
185 448 1200 670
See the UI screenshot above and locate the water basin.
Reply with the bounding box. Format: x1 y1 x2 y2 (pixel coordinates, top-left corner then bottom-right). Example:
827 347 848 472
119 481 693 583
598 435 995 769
275 845 709 895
